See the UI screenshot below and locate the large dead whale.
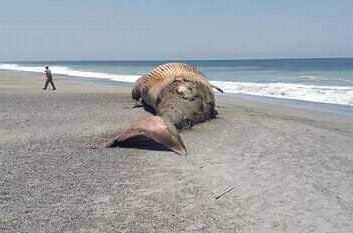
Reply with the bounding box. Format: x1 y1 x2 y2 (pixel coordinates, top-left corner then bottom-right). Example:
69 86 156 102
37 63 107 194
106 63 222 154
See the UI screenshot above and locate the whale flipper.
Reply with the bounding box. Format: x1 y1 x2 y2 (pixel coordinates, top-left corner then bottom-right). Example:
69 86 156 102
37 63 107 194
106 116 187 155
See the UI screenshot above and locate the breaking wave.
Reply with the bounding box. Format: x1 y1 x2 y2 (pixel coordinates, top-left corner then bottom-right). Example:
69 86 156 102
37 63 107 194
211 81 353 106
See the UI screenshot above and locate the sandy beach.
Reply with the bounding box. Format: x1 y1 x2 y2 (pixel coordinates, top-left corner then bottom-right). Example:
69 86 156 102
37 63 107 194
1 70 353 232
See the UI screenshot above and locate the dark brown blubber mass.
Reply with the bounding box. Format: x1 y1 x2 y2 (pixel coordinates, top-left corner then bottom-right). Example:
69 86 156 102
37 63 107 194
157 79 217 130
107 63 221 154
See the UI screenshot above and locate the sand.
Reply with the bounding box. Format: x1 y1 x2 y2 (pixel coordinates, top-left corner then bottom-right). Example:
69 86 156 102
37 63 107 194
1 70 353 232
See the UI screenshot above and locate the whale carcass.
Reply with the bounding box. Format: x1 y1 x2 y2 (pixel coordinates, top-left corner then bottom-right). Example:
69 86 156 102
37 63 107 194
106 63 222 154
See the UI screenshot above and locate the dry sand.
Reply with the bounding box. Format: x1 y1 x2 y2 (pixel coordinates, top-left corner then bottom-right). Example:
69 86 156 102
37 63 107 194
1 71 353 232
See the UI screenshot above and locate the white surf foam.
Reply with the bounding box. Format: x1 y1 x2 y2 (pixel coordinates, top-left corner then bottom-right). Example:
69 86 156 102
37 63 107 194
0 63 140 83
1 63 353 106
210 81 353 106
299 75 318 80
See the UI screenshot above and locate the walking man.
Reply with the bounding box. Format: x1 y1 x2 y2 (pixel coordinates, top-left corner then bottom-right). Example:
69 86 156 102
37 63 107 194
43 66 56 90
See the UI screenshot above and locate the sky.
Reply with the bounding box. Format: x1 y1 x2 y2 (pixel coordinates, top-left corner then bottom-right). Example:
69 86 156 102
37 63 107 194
0 0 353 61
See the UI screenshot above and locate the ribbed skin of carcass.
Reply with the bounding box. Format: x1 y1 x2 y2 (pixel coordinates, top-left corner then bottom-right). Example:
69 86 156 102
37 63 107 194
140 63 213 108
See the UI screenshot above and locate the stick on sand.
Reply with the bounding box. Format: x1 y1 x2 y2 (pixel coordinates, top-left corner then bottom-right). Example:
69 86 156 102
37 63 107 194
215 186 238 200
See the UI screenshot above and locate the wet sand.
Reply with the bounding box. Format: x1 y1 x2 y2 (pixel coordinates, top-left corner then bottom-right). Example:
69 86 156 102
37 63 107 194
1 70 353 232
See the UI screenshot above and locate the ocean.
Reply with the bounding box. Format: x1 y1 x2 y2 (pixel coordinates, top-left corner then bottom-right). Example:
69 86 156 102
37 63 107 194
1 58 353 107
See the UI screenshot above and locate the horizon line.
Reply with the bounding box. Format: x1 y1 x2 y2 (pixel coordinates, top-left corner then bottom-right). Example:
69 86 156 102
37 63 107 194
1 56 353 63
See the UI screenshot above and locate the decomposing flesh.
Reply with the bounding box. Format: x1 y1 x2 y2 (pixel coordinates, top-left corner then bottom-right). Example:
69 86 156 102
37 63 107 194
107 63 222 154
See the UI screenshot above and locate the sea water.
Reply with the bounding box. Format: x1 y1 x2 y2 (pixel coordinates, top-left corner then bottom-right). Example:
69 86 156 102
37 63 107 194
1 58 353 107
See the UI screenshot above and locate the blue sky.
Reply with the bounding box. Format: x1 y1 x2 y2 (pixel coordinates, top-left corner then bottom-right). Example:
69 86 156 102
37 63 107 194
0 0 352 61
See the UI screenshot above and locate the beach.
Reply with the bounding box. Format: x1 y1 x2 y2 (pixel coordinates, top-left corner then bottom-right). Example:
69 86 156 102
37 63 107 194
1 70 353 232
